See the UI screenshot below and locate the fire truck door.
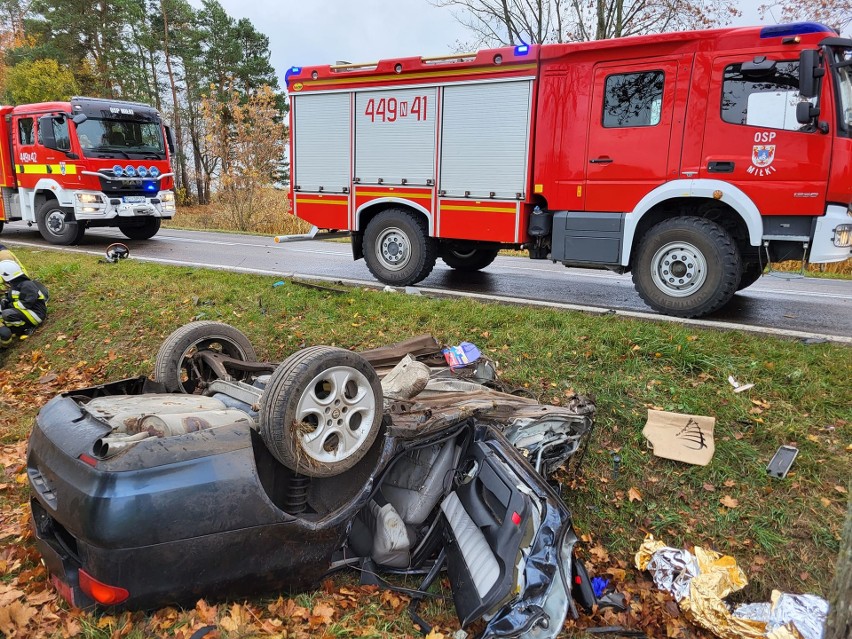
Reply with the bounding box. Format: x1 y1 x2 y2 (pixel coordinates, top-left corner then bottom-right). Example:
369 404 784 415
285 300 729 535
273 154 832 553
699 54 831 216
585 60 680 213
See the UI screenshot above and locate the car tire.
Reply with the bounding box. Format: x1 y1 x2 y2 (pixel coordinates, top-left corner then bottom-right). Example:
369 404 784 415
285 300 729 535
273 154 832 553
441 242 499 272
632 217 741 318
737 260 764 291
363 208 437 286
120 217 161 240
36 201 82 246
153 321 258 393
259 346 383 478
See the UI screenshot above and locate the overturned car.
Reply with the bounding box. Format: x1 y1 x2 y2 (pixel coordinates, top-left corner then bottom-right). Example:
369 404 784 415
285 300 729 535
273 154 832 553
27 321 597 637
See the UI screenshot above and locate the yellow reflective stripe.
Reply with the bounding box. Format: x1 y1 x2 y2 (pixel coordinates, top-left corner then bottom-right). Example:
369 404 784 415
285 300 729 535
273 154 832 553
295 198 348 205
12 300 41 324
356 191 432 199
15 163 78 175
440 204 517 214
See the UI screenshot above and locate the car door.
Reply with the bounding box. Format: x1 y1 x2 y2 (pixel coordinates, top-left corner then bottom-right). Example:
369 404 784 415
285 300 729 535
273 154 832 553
440 428 582 637
700 54 832 216
584 59 682 213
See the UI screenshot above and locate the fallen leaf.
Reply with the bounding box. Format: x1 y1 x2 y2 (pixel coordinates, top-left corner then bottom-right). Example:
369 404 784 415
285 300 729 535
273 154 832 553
702 483 716 492
628 487 643 502
311 602 335 625
723 479 736 488
835 485 848 495
720 495 739 508
820 497 832 507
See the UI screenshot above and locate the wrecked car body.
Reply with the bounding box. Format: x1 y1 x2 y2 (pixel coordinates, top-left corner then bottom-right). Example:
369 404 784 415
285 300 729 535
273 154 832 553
27 321 596 637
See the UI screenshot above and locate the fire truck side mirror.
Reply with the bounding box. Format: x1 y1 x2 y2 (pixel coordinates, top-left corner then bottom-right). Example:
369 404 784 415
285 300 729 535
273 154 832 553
796 101 820 125
38 115 58 150
798 50 824 99
164 125 175 154
72 113 88 125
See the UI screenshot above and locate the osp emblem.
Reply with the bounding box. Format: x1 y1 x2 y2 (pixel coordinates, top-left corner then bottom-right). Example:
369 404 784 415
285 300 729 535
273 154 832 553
292 82 304 92
59 162 66 176
748 144 777 177
752 145 775 168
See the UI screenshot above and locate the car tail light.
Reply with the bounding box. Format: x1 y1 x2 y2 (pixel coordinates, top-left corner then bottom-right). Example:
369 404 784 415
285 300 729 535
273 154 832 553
51 574 75 606
78 569 129 605
78 454 98 467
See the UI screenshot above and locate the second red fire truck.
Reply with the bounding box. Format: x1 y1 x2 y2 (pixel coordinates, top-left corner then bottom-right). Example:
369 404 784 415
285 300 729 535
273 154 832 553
0 96 176 245
285 22 852 318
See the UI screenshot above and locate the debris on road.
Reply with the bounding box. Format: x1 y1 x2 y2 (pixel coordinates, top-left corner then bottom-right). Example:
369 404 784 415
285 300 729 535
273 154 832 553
642 410 715 466
728 375 755 393
636 535 829 639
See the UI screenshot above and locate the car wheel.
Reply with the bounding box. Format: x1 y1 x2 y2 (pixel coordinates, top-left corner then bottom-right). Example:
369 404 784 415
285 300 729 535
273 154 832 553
441 242 499 271
36 201 82 245
737 259 764 291
153 321 258 393
120 217 161 240
363 208 437 286
260 346 383 478
632 217 741 318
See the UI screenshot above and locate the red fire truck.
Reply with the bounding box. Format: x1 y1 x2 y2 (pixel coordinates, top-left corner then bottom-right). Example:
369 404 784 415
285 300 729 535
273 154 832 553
285 22 852 318
0 96 176 245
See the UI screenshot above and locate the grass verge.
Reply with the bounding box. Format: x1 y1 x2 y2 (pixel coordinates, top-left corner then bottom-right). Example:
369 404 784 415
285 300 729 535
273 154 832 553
0 247 849 638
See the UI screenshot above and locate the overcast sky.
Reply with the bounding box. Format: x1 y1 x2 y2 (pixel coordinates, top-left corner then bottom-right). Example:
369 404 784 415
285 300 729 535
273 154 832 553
200 0 769 80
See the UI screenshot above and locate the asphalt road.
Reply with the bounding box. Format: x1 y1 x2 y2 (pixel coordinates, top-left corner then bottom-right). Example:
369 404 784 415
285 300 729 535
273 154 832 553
3 224 851 341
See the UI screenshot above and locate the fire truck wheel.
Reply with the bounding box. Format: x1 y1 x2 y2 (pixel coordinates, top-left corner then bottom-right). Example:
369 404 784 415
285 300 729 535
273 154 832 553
737 260 764 291
36 201 82 246
633 217 741 318
120 217 161 240
363 209 437 286
440 242 500 271
259 346 383 478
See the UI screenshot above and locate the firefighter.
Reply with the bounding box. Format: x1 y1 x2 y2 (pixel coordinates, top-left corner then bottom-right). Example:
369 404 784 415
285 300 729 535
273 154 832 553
0 259 48 348
0 243 27 275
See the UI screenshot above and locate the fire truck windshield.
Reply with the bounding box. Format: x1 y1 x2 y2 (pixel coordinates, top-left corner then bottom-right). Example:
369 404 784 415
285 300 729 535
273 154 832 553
75 118 166 158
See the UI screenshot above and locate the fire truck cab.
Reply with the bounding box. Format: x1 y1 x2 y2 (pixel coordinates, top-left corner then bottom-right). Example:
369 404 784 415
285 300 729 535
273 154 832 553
286 22 852 318
0 96 176 245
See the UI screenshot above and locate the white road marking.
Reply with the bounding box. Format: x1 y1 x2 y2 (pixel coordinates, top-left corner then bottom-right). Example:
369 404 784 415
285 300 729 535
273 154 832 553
5 237 850 344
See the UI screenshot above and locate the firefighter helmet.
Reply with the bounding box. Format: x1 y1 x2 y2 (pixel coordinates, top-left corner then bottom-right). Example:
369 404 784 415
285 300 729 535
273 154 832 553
0 259 24 282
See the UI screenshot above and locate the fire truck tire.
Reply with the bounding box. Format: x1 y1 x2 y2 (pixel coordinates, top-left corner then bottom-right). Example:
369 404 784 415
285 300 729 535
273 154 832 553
737 260 764 291
36 202 82 246
632 216 741 318
440 242 500 271
120 217 161 240
259 346 383 478
363 209 437 286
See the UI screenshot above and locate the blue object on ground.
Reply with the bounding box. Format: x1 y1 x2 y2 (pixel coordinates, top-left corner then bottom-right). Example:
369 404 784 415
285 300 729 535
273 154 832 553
272 281 285 287
592 576 609 598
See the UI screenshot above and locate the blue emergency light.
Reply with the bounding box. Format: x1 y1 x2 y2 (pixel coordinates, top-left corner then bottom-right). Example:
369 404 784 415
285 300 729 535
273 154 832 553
515 44 530 55
759 22 834 38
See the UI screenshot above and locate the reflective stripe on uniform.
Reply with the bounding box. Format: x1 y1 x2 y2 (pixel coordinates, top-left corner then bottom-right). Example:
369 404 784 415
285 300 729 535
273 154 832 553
11 300 41 325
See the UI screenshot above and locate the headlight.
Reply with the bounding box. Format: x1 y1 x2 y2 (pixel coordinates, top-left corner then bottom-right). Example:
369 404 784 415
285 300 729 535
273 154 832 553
137 166 148 177
160 191 175 202
77 193 103 204
124 165 136 177
149 166 160 178
112 165 123 177
834 224 852 247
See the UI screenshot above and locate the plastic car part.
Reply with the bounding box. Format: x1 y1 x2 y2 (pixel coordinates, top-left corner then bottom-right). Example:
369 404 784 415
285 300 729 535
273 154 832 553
153 321 259 393
259 346 384 477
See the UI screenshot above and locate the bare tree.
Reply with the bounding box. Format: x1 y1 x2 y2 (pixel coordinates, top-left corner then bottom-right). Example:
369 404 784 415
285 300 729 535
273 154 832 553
433 0 740 45
760 2 852 35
